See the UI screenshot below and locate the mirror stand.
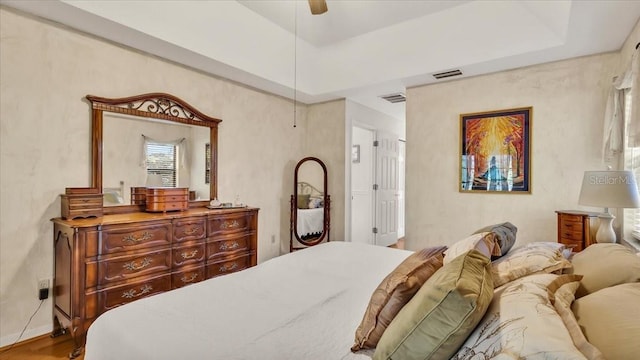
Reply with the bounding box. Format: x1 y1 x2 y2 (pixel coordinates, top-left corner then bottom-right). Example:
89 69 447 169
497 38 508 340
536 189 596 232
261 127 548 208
290 157 330 251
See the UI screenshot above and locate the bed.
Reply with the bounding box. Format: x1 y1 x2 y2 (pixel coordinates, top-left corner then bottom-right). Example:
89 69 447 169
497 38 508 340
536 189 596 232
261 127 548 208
83 229 640 360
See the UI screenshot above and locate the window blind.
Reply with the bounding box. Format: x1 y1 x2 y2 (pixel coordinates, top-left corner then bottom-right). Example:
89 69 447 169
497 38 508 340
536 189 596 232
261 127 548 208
145 142 177 187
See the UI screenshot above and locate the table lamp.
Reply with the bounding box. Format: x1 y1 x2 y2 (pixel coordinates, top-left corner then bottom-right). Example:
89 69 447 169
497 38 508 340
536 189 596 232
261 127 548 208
578 170 640 243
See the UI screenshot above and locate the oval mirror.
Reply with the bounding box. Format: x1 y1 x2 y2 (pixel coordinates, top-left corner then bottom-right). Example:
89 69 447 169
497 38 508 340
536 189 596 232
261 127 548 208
290 157 330 250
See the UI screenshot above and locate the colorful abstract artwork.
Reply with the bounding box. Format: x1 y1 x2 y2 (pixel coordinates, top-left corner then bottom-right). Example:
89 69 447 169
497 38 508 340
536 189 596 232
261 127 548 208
460 107 531 193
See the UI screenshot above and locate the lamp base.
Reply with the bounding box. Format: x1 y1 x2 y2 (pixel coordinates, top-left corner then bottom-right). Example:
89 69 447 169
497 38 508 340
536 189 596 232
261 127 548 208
595 213 616 243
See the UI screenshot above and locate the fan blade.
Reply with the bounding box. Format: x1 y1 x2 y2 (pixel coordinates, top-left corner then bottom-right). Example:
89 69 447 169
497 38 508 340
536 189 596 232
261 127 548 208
308 0 328 15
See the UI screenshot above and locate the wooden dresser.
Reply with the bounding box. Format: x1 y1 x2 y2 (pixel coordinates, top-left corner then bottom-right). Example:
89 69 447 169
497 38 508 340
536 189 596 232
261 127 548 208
555 210 598 252
52 207 258 356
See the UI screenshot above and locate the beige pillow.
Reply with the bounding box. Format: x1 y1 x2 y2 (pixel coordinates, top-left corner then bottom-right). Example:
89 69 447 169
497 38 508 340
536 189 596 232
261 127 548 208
567 243 640 298
351 246 446 351
452 273 587 360
491 242 572 287
572 283 640 360
373 250 493 360
553 280 605 360
443 232 501 264
296 194 310 209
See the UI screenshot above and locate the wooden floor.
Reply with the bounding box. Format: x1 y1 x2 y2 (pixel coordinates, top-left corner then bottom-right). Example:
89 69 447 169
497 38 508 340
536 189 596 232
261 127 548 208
0 333 83 360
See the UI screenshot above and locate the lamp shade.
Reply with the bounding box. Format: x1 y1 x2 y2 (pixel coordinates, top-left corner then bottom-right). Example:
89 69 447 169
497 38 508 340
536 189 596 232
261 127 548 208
578 171 640 208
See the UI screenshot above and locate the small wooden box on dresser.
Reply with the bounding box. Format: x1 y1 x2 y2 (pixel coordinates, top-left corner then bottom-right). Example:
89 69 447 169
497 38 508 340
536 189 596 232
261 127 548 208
51 207 258 357
556 210 598 252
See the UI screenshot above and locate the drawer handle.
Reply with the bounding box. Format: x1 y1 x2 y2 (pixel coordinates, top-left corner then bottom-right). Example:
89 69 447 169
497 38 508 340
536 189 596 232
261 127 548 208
181 273 198 283
122 231 152 244
219 242 239 251
181 249 199 259
123 257 152 271
219 263 238 272
220 220 240 229
121 284 152 299
184 226 200 235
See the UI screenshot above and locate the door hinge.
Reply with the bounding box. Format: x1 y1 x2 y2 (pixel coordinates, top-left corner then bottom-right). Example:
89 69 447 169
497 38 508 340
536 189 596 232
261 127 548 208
373 184 379 190
373 140 379 147
372 227 378 234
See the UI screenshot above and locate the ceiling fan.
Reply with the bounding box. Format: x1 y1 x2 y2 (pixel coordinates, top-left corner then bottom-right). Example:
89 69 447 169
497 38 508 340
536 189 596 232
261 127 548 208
308 0 328 15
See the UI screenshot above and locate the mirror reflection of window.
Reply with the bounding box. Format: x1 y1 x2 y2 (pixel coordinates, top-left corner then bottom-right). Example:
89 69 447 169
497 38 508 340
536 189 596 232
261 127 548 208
145 142 177 187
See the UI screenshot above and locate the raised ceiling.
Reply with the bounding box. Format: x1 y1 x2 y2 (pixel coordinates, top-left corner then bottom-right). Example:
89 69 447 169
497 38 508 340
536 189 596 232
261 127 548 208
2 0 639 120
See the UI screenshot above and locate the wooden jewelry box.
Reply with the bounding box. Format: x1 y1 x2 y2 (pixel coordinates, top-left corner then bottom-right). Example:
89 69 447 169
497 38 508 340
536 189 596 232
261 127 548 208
61 187 103 220
145 187 189 213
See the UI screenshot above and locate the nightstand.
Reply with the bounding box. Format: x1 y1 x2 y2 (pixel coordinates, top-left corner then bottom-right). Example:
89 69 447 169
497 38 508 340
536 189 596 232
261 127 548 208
555 210 599 252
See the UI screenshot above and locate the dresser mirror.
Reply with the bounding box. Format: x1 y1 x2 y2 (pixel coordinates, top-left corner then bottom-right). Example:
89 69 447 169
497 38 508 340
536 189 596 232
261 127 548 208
88 93 221 211
290 157 330 251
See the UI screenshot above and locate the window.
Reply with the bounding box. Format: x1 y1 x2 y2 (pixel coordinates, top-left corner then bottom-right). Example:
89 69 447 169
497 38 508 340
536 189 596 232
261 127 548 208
623 90 640 241
145 142 177 187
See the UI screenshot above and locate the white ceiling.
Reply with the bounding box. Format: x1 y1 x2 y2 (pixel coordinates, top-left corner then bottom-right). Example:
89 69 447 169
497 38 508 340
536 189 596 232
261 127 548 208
2 0 639 120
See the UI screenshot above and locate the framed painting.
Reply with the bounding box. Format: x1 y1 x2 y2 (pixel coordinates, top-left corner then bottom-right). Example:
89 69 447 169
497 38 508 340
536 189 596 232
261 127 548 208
460 107 532 193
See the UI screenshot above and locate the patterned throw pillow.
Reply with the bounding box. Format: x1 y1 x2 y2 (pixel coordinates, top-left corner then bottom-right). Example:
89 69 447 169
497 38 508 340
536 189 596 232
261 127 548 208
451 273 586 360
491 242 572 287
351 246 447 351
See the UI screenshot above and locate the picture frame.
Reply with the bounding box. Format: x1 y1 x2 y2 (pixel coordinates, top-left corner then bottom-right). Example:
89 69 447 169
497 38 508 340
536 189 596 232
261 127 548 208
460 107 532 193
352 145 360 163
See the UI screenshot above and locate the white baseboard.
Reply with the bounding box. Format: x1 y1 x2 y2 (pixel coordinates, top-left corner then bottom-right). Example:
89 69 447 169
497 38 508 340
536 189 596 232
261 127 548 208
0 324 52 348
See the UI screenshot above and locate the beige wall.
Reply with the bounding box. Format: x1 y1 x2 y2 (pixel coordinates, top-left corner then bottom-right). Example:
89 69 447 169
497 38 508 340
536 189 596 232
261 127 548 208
405 52 619 250
0 7 335 345
306 100 347 242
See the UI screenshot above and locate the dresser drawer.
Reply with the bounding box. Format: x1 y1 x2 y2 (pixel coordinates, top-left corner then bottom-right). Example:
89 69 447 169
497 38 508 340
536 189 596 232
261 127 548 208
96 274 171 313
172 266 205 289
560 220 584 232
559 214 584 223
206 253 252 279
206 233 251 260
173 217 207 243
208 212 253 236
559 229 583 241
87 249 172 288
173 243 206 267
101 221 172 254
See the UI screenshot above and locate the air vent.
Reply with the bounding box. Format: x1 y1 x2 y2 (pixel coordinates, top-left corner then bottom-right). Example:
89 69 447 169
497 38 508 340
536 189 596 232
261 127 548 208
432 69 463 79
380 93 406 103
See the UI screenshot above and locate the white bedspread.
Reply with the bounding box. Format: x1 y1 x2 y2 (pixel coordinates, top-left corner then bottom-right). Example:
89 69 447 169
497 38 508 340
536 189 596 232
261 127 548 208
297 207 324 236
84 242 411 360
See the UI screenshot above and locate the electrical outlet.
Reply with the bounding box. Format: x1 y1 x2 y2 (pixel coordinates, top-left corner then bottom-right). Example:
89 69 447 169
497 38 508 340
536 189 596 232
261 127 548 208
38 279 50 300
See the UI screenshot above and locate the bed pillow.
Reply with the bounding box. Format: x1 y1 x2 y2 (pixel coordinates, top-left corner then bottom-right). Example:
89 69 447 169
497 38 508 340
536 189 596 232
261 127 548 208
553 280 605 360
491 242 572 287
373 249 493 360
296 194 310 209
451 273 587 360
443 232 501 264
572 283 640 360
473 222 517 258
566 243 640 298
351 246 447 351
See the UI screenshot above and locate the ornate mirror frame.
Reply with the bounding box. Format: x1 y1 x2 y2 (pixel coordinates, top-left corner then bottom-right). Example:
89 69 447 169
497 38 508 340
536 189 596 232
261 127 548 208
290 157 331 251
87 93 221 214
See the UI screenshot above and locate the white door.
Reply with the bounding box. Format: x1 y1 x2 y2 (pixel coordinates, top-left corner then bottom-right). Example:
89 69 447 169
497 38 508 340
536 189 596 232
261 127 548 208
375 131 399 247
351 126 375 244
